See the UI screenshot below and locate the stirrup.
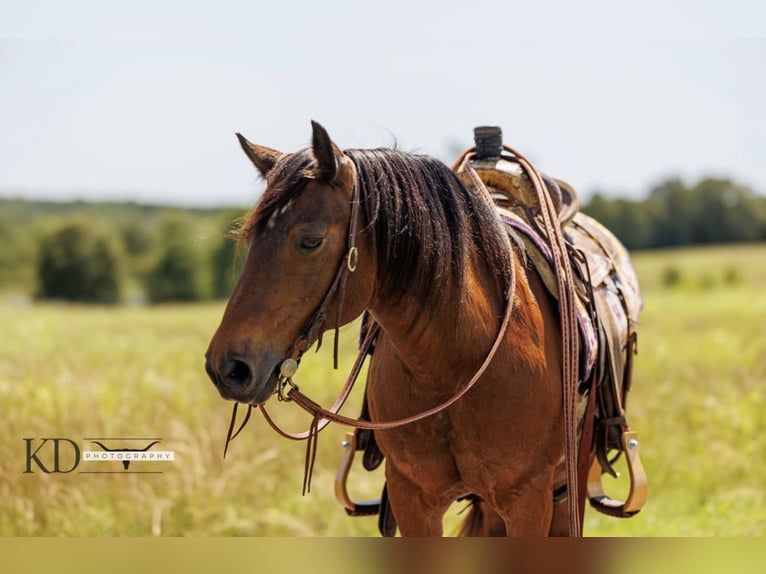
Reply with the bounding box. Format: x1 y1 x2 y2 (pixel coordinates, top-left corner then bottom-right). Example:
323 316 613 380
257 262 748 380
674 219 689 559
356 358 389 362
334 431 381 516
588 430 648 518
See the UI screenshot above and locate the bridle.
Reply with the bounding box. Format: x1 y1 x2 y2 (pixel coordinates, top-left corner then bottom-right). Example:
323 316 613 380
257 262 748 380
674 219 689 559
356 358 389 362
222 157 363 457
280 157 363 379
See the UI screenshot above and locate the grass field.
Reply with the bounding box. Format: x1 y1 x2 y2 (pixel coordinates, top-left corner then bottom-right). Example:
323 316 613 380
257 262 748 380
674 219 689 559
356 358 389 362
1 243 765 536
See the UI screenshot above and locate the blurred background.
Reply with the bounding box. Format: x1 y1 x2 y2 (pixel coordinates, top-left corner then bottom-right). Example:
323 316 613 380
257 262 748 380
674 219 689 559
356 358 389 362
1 1 764 537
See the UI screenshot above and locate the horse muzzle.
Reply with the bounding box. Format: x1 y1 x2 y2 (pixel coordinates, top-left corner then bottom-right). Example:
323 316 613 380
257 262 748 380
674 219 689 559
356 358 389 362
204 349 282 405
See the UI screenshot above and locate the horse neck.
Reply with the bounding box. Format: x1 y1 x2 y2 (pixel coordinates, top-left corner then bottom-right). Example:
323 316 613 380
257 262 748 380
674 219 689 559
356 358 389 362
368 247 512 388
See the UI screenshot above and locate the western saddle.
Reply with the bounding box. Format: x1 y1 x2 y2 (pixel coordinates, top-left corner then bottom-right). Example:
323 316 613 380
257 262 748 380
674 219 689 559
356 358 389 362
335 127 648 535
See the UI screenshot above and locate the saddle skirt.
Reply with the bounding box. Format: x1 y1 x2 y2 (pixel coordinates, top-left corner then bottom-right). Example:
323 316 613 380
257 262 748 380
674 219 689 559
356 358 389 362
499 209 642 387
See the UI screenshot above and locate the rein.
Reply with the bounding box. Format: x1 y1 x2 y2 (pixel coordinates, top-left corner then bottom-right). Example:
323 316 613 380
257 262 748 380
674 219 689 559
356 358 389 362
510 145 581 537
452 144 582 535
223 156 516 495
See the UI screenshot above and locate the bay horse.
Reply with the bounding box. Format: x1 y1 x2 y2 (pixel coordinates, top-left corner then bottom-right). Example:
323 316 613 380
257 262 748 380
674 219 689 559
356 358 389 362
205 121 634 536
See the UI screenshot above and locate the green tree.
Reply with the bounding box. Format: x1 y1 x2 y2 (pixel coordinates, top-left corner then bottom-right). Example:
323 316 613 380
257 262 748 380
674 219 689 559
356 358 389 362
612 199 655 250
145 243 207 302
689 178 761 244
648 178 693 247
36 220 123 303
583 194 655 250
144 217 208 302
0 220 36 289
120 221 153 259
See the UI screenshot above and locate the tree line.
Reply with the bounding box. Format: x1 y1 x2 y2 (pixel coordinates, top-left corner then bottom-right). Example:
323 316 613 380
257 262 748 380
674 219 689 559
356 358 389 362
582 177 766 250
0 199 247 304
1 174 764 304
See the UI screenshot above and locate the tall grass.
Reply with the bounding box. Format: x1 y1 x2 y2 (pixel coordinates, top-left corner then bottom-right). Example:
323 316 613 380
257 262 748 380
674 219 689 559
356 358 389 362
1 244 765 536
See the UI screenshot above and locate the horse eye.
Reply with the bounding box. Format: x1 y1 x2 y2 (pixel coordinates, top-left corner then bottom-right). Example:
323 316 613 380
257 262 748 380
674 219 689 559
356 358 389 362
298 236 324 252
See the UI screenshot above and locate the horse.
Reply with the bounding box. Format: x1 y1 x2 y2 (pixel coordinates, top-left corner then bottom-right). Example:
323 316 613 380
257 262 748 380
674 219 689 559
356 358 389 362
205 121 643 536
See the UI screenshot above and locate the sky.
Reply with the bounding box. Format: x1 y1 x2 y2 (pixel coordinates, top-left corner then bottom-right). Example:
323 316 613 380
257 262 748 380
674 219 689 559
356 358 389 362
1 1 765 207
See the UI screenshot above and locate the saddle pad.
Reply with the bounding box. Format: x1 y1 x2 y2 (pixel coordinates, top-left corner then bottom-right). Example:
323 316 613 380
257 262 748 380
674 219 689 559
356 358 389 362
500 210 599 383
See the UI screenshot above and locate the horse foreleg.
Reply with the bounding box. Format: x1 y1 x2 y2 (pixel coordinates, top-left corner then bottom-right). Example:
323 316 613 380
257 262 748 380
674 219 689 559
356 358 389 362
384 464 451 537
497 478 555 536
457 498 508 536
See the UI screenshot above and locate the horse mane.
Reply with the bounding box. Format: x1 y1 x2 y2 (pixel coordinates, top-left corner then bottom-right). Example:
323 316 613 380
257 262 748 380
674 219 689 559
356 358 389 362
347 148 513 309
236 146 514 310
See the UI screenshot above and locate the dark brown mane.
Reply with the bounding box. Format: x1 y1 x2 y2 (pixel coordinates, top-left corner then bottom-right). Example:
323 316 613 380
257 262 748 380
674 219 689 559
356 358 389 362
346 148 513 307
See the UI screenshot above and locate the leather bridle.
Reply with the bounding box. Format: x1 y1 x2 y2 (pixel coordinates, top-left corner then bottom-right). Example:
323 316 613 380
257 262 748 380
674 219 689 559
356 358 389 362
222 159 363 458
281 158 363 377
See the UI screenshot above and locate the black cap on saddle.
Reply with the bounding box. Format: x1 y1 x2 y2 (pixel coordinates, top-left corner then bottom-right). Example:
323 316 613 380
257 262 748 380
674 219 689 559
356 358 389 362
473 126 503 159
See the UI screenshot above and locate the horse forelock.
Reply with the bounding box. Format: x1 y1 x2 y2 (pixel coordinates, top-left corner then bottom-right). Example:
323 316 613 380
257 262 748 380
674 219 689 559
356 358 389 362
234 149 316 245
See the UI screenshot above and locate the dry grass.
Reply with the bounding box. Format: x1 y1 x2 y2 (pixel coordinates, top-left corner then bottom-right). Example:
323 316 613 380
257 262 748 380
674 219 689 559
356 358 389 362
1 243 765 536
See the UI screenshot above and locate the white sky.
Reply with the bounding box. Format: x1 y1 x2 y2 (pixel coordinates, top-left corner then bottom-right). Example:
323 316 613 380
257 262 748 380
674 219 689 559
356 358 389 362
1 1 765 206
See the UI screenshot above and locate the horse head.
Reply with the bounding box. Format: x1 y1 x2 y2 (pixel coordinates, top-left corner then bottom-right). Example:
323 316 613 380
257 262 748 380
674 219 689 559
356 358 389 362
205 121 374 404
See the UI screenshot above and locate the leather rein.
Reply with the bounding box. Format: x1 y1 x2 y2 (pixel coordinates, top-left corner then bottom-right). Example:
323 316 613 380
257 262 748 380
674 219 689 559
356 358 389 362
223 157 516 490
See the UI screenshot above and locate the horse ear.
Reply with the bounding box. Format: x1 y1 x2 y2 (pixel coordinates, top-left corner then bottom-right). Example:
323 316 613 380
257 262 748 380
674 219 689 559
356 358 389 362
236 133 282 177
310 120 344 182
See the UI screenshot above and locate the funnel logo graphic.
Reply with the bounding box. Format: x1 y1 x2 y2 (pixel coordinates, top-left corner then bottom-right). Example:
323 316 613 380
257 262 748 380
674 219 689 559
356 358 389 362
90 440 162 470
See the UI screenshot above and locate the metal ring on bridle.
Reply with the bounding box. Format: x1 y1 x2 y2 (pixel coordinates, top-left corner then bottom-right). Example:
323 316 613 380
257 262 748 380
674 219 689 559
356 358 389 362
346 247 358 272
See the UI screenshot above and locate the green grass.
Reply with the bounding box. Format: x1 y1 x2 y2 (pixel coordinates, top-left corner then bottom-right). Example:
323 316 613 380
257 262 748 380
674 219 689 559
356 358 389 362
583 243 766 536
1 243 765 536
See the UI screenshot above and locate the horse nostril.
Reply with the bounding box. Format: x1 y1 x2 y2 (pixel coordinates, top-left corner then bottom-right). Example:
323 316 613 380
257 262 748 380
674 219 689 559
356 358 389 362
204 356 220 384
222 358 252 388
